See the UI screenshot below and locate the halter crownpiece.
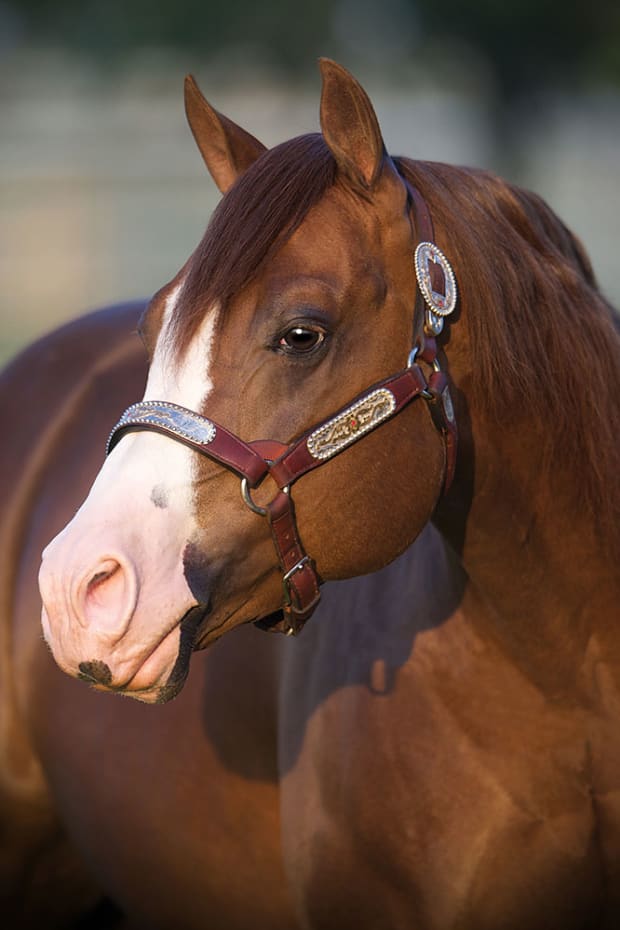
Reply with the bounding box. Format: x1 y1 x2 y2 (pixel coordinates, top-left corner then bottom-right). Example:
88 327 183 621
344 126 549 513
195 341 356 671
106 181 459 636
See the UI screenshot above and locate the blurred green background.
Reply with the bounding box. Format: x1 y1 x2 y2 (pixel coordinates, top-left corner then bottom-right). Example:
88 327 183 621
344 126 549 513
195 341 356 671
2 0 619 364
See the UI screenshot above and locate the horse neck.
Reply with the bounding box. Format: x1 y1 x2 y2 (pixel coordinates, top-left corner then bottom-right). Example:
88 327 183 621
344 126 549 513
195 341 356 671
433 354 619 698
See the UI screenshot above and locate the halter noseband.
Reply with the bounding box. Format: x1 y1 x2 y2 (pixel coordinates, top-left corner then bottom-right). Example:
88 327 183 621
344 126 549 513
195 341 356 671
106 183 458 636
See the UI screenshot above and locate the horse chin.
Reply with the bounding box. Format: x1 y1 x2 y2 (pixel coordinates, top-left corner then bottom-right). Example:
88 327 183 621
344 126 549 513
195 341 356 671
118 674 190 705
127 602 209 703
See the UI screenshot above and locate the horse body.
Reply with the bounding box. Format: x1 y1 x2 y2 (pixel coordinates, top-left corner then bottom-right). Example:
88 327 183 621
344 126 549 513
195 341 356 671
2 61 620 929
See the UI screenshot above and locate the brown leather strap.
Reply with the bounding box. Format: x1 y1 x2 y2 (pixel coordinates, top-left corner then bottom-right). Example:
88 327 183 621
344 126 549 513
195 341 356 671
268 364 428 489
426 369 458 492
418 335 438 365
406 182 457 492
409 184 434 241
191 425 270 485
408 181 435 351
260 491 321 634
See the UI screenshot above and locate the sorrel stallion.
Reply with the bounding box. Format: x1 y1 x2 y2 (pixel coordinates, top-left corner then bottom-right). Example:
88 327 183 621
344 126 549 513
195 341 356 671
1 60 619 930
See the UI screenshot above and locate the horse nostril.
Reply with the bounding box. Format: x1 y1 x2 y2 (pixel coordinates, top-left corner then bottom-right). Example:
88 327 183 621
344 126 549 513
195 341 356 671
78 659 113 686
86 560 121 601
75 555 138 639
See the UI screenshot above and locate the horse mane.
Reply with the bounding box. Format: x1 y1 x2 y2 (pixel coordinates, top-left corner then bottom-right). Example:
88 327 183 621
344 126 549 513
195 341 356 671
396 157 620 551
173 134 619 551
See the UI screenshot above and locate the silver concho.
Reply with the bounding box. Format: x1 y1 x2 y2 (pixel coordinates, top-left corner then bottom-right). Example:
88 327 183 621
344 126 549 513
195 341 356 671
307 389 396 461
107 400 216 454
414 242 457 336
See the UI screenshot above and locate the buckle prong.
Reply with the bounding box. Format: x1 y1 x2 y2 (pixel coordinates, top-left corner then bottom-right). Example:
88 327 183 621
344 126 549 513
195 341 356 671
282 555 312 610
282 555 312 584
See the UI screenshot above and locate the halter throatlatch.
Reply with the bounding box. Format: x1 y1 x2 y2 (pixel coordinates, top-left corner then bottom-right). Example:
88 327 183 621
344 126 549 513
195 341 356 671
106 182 458 636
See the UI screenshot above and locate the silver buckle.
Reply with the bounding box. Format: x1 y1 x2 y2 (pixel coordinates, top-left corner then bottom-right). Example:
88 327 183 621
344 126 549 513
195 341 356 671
282 555 312 610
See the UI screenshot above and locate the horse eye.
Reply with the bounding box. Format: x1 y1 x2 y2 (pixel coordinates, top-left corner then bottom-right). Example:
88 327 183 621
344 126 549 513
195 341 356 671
278 326 325 355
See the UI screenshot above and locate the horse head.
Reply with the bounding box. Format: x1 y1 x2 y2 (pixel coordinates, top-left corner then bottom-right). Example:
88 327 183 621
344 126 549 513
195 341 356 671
38 61 455 703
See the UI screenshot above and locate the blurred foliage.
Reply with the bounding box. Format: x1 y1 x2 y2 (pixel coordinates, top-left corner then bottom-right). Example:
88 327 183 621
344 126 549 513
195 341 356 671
416 0 620 99
5 0 620 95
5 0 334 70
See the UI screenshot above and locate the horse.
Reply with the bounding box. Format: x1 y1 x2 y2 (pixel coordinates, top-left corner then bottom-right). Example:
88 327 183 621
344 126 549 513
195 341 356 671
1 58 619 930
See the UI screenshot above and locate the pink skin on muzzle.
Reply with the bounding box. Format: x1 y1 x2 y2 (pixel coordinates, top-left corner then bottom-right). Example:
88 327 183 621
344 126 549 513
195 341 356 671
39 291 220 703
39 428 203 703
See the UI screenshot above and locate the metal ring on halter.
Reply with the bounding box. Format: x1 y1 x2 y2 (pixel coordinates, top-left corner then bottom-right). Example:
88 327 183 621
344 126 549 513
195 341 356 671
241 477 290 517
241 478 268 516
418 357 443 401
407 345 434 399
407 345 419 368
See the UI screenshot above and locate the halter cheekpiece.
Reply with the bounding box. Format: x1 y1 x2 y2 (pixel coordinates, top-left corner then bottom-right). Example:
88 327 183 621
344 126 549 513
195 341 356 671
107 182 458 636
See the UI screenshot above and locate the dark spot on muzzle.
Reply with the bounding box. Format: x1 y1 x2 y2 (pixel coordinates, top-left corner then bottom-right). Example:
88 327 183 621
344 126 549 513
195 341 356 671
78 660 113 686
183 540 213 604
150 484 169 509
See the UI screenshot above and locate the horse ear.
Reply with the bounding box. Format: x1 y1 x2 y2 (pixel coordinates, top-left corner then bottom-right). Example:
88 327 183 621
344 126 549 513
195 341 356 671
318 59 386 189
184 75 267 193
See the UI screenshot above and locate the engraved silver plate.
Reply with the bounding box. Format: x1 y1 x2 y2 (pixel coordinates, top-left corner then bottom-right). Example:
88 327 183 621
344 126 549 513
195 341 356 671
107 400 216 453
414 242 457 318
306 389 396 461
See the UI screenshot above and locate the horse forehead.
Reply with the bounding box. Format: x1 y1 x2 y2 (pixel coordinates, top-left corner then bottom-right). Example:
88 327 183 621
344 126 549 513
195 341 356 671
301 186 379 243
268 202 383 286
261 208 405 313
286 184 409 275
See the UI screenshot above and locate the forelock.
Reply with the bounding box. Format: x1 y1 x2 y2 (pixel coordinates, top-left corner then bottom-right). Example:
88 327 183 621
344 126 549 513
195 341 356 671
172 133 337 354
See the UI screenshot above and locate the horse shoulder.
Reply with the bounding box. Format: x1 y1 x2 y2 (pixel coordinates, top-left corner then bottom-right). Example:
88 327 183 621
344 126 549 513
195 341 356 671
277 527 602 928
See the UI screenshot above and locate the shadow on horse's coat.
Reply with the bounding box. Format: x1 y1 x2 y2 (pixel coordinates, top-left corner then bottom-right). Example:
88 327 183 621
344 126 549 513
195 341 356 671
1 60 619 930
205 529 469 780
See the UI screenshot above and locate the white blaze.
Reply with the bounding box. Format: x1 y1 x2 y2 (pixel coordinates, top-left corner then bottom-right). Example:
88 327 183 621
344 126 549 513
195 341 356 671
56 279 219 542
143 280 218 410
131 281 220 515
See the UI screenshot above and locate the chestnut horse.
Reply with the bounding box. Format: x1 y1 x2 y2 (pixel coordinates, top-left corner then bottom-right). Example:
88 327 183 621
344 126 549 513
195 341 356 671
2 60 620 930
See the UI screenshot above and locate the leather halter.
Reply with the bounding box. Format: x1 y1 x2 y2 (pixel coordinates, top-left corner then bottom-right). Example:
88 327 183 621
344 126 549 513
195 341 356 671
107 182 458 636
